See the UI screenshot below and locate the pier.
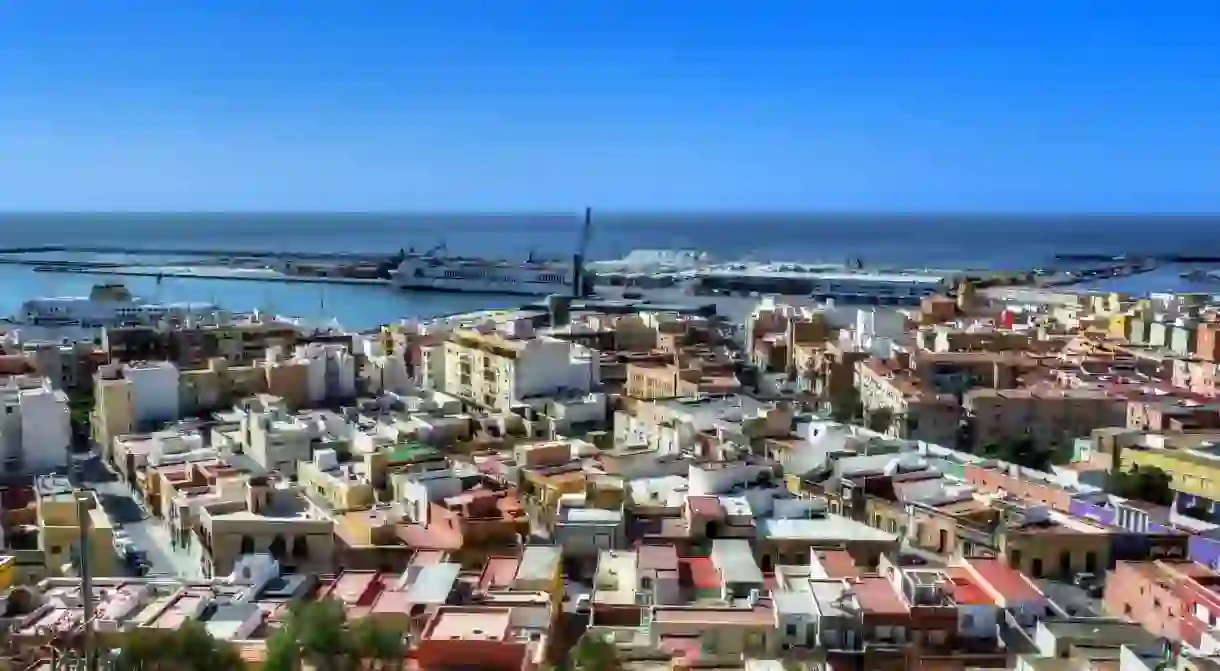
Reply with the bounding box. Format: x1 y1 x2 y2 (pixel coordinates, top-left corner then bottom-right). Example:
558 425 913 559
0 245 392 262
32 266 391 286
1054 253 1220 263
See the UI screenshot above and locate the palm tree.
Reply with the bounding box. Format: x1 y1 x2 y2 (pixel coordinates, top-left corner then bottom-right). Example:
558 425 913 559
112 620 244 671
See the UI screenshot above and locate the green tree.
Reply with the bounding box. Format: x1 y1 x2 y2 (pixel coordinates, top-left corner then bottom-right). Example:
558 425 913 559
569 633 621 671
866 407 894 434
348 618 407 671
1113 465 1174 507
980 436 1062 472
264 598 407 671
112 620 244 671
829 387 863 424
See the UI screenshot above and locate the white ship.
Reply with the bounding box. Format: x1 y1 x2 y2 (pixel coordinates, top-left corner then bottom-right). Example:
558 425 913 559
18 283 225 328
391 208 595 296
390 253 576 296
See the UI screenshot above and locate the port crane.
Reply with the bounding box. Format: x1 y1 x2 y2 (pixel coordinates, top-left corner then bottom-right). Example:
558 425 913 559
573 207 593 297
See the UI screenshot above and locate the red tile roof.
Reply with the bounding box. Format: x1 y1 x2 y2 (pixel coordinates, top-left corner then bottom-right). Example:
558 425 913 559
480 556 521 592
681 557 722 590
687 495 726 519
816 550 861 579
965 558 1043 604
946 568 993 606
853 577 908 615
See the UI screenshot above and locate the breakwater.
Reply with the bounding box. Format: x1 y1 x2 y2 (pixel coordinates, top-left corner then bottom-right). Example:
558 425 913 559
33 266 389 286
0 245 391 262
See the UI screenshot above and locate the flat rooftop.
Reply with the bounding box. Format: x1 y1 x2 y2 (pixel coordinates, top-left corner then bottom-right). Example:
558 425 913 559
653 605 774 626
425 607 513 642
515 546 561 584
760 515 898 543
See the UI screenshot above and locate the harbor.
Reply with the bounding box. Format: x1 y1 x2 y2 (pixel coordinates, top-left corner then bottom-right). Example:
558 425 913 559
30 264 390 286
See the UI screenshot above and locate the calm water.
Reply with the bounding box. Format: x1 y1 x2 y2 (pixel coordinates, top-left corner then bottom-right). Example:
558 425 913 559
2 213 1218 328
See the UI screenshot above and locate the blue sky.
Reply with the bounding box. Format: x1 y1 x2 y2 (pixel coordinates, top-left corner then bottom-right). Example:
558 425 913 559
1 1 1218 211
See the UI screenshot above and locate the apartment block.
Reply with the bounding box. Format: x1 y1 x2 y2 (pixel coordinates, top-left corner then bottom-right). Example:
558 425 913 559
0 375 71 474
963 387 1126 453
439 326 599 411
192 477 333 578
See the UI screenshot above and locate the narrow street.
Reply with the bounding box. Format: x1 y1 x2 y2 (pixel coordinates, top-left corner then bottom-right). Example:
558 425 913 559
71 452 198 579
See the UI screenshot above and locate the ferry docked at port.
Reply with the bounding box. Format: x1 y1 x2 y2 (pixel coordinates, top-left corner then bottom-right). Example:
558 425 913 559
390 207 596 297
390 251 577 296
16 283 225 328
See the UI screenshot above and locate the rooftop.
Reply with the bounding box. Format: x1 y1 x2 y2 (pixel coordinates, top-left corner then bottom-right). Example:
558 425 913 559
515 545 561 584
759 515 898 543
965 557 1044 604
424 606 514 642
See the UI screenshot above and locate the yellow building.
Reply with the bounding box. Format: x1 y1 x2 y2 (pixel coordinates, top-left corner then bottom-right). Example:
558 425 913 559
0 555 14 589
443 330 524 410
35 477 117 577
297 451 376 512
1120 445 1220 502
512 545 564 620
92 373 134 464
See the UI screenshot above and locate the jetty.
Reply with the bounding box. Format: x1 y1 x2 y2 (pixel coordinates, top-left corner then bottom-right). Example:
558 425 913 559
1054 253 1220 263
0 245 391 262
32 266 390 286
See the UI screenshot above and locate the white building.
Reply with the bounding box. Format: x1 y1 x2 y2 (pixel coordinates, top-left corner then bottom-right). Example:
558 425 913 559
0 376 71 473
239 398 315 477
440 326 599 411
123 361 181 426
293 343 356 405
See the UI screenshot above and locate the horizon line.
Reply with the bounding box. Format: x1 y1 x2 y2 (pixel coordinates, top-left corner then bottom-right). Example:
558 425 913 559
5 210 1220 218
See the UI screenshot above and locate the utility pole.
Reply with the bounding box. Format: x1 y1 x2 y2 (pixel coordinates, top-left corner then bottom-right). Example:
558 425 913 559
76 490 98 671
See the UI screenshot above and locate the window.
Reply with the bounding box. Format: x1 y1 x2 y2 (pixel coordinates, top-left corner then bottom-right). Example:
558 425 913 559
786 624 797 637
239 535 254 554
1032 558 1043 578
292 535 309 559
51 545 62 554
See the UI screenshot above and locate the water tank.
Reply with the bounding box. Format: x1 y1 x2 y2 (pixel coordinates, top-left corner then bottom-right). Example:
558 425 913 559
547 294 572 327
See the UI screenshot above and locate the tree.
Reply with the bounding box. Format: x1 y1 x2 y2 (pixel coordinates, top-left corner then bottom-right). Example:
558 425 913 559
829 387 863 424
112 620 244 671
980 436 1064 472
1113 465 1174 507
866 407 894 434
348 618 407 671
569 633 621 671
264 598 407 671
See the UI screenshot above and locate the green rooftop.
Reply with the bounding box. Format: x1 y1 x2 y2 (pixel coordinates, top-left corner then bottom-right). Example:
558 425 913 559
384 442 442 463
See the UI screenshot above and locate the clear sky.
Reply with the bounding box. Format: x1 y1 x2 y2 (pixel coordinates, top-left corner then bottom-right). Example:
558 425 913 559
2 1 1218 212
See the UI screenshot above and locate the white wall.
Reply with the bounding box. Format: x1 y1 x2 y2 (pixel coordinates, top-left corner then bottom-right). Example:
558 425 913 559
513 339 598 401
957 603 998 640
125 363 180 426
18 385 71 472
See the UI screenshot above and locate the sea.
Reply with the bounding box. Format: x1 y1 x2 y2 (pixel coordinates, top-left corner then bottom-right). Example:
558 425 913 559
1 213 1218 330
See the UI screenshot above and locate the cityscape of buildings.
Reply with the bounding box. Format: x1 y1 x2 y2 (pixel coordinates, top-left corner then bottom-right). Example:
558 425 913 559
4 282 1220 670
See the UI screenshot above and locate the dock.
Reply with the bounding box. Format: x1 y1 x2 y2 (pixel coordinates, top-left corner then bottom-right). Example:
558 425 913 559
0 245 392 262
1054 253 1220 263
32 266 391 286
